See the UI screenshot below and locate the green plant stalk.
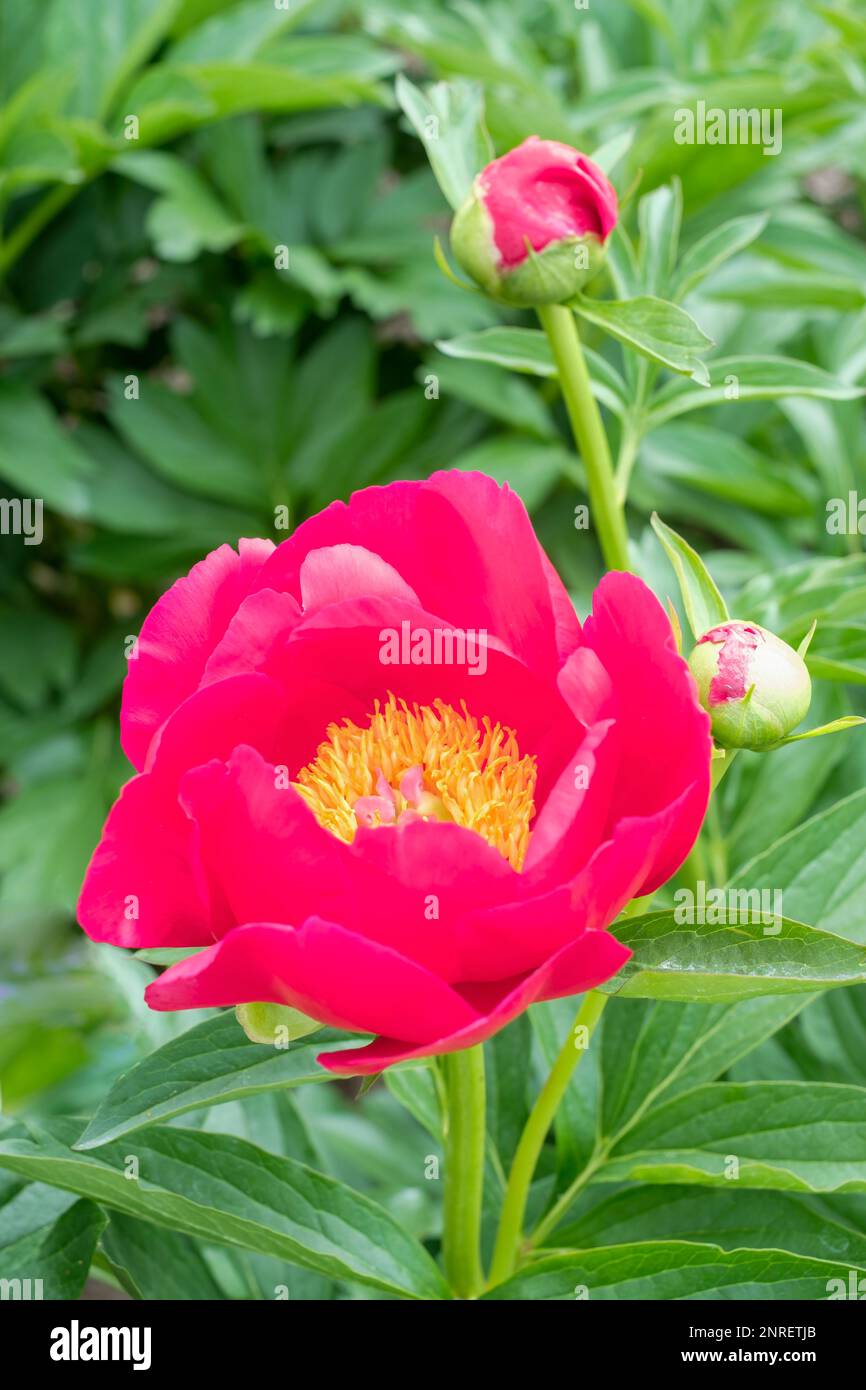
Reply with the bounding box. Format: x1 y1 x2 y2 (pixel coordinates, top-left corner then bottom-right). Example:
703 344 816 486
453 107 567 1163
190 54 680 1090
442 1044 486 1298
487 989 608 1287
537 303 630 571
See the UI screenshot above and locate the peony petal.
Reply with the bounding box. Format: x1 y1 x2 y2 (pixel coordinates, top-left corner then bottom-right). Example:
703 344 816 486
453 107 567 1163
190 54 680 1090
257 471 567 678
179 747 522 981
267 596 578 805
581 571 711 890
78 773 218 948
79 674 292 949
458 785 687 981
299 544 421 611
145 917 481 1043
200 589 302 688
522 718 618 883
121 538 274 770
318 928 630 1075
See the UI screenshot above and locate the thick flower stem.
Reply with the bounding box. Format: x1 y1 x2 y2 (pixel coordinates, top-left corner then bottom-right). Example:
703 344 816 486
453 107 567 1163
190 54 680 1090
487 989 608 1288
537 303 630 572
442 1044 487 1298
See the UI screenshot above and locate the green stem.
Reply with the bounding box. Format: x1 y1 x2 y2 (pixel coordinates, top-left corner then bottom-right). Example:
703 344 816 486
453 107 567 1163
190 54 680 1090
487 990 608 1288
537 303 630 572
442 1045 486 1298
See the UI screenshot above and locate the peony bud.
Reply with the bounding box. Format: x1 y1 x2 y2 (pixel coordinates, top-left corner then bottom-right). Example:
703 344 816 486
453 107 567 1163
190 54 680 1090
687 621 811 751
450 136 618 307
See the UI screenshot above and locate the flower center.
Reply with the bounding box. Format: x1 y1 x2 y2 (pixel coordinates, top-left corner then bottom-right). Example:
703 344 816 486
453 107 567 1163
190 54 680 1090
293 694 537 871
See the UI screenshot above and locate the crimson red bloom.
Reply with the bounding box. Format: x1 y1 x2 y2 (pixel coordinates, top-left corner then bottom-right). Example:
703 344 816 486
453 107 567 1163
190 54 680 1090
78 472 711 1074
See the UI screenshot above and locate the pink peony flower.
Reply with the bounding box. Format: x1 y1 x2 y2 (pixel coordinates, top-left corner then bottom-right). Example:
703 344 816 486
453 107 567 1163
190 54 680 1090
450 137 618 306
78 472 711 1075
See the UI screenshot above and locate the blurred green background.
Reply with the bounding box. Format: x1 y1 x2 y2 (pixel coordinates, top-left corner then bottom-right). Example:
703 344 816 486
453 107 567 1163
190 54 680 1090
1 0 866 1297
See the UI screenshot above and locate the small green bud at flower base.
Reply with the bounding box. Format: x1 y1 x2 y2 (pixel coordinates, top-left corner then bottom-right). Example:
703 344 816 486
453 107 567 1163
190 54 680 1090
235 1001 322 1045
687 621 812 751
450 136 618 308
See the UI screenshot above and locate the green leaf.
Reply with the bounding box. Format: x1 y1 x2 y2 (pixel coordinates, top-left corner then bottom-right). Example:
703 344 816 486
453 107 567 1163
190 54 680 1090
706 258 866 312
105 374 265 508
438 327 557 375
76 1011 361 1149
603 909 866 1002
436 327 629 417
726 685 848 866
571 293 714 382
384 1064 443 1142
673 213 769 299
552 1185 866 1270
133 947 202 967
640 423 814 517
598 996 806 1144
101 1212 224 1300
0 1117 449 1300
728 789 866 946
807 623 866 685
394 74 492 211
113 149 243 260
588 128 634 176
770 715 866 748
166 0 304 62
650 513 729 639
602 1081 866 1194
0 1196 105 1299
484 1240 855 1300
648 356 866 426
0 383 94 518
424 355 556 439
637 181 682 297
45 0 183 121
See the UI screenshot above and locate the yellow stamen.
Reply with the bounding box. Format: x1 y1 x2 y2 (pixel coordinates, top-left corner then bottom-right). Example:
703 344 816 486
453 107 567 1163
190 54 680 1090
293 693 537 871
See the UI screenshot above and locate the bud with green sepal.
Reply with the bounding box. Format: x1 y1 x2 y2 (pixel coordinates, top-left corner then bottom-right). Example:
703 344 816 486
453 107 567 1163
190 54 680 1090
450 136 617 308
652 514 864 756
687 621 811 751
236 1001 322 1046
